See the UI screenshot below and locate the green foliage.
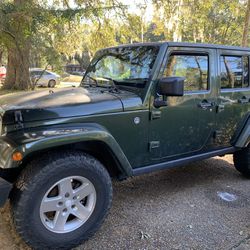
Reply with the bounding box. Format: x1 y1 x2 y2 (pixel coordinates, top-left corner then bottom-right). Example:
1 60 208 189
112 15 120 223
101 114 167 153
0 0 250 90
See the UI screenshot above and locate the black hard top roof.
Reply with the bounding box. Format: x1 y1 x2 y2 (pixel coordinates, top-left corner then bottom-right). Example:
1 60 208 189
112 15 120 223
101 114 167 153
106 41 250 51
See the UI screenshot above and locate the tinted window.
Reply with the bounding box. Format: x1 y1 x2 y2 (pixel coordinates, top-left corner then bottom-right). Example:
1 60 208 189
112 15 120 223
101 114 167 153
30 71 40 76
30 70 43 76
164 54 209 92
220 56 249 89
45 71 52 76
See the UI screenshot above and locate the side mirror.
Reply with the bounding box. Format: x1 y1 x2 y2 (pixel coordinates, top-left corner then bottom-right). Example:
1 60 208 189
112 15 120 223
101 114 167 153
158 77 185 96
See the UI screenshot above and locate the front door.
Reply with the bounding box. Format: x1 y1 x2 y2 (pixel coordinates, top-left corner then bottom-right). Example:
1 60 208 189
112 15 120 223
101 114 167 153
149 47 217 161
215 49 250 147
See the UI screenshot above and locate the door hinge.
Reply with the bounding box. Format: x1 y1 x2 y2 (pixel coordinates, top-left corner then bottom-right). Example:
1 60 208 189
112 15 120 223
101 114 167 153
14 111 24 129
150 110 161 120
216 104 225 113
149 141 160 152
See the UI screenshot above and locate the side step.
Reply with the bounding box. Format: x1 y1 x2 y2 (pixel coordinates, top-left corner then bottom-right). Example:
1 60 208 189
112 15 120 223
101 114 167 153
132 147 236 176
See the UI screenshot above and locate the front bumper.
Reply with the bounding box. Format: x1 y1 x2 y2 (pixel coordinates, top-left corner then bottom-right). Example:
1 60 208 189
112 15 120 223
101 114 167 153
0 177 12 207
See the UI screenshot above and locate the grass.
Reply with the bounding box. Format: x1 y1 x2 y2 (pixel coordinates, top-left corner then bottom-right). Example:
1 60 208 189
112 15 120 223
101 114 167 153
0 89 16 96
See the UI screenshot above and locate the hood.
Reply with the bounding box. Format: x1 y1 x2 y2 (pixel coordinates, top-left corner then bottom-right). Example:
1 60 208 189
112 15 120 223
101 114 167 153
0 87 124 124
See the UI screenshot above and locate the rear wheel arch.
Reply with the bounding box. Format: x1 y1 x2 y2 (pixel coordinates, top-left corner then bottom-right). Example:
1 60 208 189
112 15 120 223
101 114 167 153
234 114 250 148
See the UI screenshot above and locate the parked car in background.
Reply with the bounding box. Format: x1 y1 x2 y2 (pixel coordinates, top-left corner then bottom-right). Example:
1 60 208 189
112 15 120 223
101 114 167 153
0 65 6 84
30 68 60 87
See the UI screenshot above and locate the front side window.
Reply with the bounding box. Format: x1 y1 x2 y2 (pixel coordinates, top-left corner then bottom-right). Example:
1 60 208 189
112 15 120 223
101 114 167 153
220 56 249 89
164 54 209 92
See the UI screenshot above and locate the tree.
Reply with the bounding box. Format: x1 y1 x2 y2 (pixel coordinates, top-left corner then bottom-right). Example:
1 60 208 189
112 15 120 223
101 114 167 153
0 0 34 89
0 48 4 65
152 0 246 45
0 0 126 90
242 0 250 47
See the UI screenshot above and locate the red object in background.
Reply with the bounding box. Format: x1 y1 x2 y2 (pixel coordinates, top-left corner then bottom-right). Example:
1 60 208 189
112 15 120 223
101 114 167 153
0 66 6 81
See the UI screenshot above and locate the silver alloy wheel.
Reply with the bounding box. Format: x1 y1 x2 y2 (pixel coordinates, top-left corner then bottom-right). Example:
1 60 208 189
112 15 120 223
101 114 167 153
40 176 96 233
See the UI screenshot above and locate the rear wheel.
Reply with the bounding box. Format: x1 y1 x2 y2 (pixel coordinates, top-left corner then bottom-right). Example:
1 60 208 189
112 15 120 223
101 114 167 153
10 151 112 249
48 79 56 88
233 146 250 178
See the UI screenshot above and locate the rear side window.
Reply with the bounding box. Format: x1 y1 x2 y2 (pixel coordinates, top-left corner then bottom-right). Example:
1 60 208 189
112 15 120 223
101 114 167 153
30 71 43 76
220 56 249 89
164 54 209 92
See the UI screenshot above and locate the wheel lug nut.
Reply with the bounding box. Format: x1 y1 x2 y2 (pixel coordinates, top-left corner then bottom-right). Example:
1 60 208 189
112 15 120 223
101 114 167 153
73 196 77 200
63 208 67 213
71 205 76 209
65 193 70 198
58 202 63 206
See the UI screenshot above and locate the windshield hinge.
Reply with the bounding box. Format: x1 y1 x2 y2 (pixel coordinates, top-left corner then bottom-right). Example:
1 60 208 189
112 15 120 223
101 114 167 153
14 111 24 129
150 110 161 120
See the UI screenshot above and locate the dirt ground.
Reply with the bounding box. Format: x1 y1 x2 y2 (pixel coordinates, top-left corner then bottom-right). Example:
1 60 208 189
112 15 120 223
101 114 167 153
1 155 250 250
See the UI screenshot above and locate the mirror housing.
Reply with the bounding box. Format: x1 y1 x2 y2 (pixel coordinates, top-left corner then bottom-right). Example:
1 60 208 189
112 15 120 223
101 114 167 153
158 77 185 96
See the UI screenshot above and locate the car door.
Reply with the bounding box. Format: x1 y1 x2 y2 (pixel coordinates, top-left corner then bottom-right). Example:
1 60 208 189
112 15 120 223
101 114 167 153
215 49 250 147
149 46 217 161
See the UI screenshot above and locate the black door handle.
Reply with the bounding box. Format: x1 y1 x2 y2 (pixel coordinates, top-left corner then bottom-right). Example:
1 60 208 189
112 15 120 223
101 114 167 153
198 100 213 110
238 96 249 104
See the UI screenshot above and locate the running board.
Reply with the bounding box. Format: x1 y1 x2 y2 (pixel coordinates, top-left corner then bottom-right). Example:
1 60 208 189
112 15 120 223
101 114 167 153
132 147 236 176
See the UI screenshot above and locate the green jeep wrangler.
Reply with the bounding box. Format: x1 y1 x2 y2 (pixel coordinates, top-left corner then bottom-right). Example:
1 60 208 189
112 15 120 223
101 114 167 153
0 42 250 249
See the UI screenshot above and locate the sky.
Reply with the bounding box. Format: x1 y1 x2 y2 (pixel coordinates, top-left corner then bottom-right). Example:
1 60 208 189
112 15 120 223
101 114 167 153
120 0 153 21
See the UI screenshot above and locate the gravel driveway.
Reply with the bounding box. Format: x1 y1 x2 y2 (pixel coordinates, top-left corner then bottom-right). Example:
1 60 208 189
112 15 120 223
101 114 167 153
1 155 250 250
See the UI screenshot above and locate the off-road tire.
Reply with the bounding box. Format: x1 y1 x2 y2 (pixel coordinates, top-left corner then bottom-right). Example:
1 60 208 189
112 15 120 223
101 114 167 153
233 146 250 178
48 79 56 88
10 151 112 250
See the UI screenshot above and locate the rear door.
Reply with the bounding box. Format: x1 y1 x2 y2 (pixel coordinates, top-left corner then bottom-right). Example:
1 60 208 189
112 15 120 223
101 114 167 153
215 49 250 147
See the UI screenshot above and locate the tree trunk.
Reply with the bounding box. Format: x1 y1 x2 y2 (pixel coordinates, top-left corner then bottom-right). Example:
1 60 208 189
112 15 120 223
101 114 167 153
223 57 234 88
4 44 31 90
0 50 3 65
3 0 32 90
242 0 250 47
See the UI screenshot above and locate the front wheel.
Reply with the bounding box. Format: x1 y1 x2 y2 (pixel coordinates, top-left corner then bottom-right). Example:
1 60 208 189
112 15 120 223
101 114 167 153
48 79 56 88
11 151 112 249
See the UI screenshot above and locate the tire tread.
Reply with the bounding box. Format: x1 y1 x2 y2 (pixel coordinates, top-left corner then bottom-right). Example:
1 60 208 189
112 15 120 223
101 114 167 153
11 150 112 249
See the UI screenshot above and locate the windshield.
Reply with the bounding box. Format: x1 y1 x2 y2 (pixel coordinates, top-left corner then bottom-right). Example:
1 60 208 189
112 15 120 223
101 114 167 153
81 45 159 95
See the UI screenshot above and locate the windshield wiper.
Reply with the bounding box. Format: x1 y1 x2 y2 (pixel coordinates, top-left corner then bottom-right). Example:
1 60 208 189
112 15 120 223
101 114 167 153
81 75 98 87
100 77 119 92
